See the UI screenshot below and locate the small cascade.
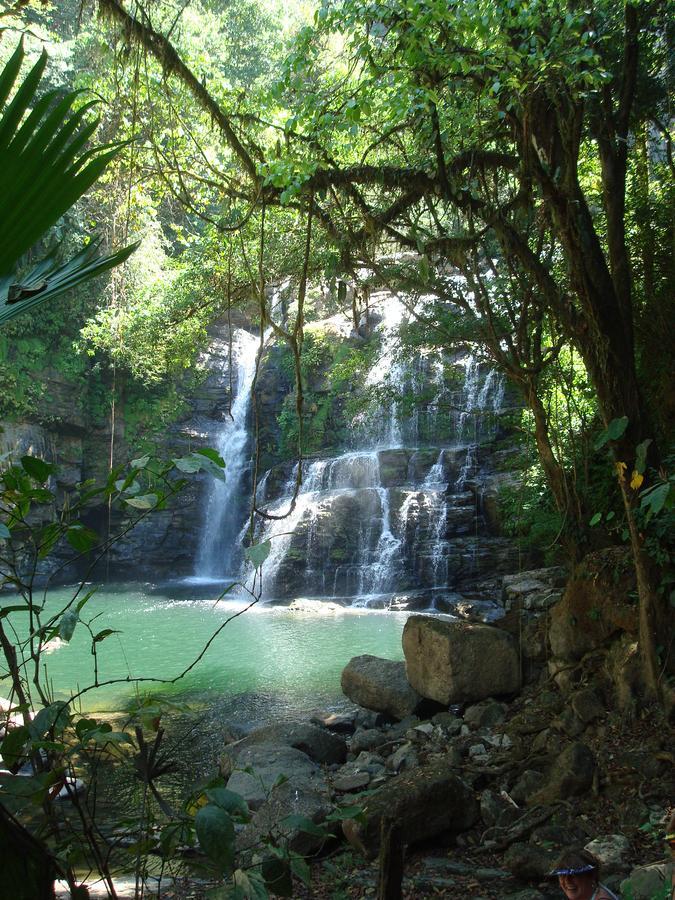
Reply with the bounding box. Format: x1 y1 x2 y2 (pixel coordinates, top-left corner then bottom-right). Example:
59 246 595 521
195 329 260 579
363 295 406 448
423 451 450 592
251 346 510 606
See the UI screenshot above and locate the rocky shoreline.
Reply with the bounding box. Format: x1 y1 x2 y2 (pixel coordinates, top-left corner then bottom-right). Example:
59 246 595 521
213 557 674 899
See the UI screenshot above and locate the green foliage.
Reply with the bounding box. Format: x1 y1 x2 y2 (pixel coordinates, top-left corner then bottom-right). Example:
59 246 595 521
0 41 136 323
498 469 565 566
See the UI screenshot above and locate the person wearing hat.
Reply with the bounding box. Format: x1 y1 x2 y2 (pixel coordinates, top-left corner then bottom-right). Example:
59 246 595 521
551 849 620 900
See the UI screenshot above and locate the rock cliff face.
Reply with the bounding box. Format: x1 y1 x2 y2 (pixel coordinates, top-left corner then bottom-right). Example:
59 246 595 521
0 317 251 582
1 298 528 595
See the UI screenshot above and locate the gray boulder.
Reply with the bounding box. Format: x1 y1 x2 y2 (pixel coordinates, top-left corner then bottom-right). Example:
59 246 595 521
584 834 631 874
621 863 674 900
501 567 567 611
504 842 558 879
221 721 346 778
403 616 521 704
225 744 328 811
464 699 508 730
341 655 422 720
342 755 478 858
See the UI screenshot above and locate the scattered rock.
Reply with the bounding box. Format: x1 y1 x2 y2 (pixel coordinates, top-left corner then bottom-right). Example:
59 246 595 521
403 616 521 705
480 790 521 828
464 699 508 729
621 862 674 900
584 834 631 874
530 824 578 849
387 742 418 772
332 772 370 792
349 727 389 754
431 711 462 734
504 841 557 879
235 776 333 858
530 742 596 805
570 688 605 724
469 743 488 759
484 732 513 750
312 711 357 734
510 770 547 806
423 858 510 880
226 744 328 811
342 756 478 858
341 655 422 720
502 567 567 611
555 707 586 738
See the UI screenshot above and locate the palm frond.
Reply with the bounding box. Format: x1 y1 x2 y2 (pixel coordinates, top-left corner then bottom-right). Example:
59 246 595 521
0 239 140 326
0 40 137 324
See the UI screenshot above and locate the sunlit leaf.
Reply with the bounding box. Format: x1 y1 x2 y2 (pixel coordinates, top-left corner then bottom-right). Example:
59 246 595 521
58 609 78 642
92 628 119 644
194 447 226 468
123 493 158 510
245 540 271 568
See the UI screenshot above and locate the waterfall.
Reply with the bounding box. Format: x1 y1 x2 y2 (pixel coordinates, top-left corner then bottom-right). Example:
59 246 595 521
217 286 515 610
252 350 507 605
195 329 260 579
363 295 406 448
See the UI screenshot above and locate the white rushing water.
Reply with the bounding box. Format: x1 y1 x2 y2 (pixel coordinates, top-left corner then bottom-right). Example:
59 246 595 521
195 329 260 579
191 288 508 607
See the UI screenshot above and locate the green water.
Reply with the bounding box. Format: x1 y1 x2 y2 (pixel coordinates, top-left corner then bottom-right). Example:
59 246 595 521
2 583 408 722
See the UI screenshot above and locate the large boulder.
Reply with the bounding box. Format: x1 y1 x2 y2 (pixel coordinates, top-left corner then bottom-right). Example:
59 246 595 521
341 655 422 720
621 863 674 900
342 756 478 858
226 742 333 857
402 616 520 704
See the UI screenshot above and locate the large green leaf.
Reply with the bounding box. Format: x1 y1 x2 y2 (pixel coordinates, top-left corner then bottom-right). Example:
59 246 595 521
0 41 137 324
195 804 236 873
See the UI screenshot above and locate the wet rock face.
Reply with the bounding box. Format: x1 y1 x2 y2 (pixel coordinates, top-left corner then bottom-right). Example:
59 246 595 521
403 615 521 705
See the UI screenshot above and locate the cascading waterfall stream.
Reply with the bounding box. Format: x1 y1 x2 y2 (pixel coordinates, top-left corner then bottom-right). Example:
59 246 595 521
195 329 260 579
248 292 509 605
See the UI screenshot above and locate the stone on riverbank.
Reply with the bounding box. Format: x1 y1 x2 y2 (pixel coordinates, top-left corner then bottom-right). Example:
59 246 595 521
221 721 346 777
341 755 478 858
341 655 422 720
402 616 520 704
225 743 328 810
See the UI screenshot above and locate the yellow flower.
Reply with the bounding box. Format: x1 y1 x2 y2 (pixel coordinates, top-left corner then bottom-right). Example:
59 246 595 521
615 461 627 482
630 470 644 490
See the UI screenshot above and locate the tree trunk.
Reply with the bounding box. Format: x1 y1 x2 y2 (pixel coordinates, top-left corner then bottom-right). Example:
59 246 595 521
377 818 404 900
